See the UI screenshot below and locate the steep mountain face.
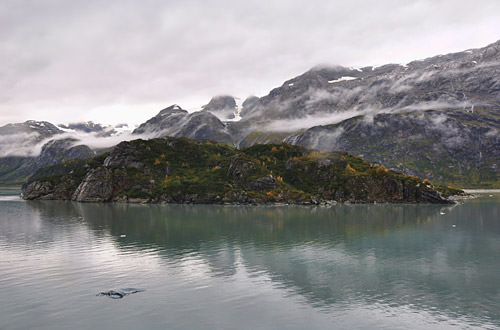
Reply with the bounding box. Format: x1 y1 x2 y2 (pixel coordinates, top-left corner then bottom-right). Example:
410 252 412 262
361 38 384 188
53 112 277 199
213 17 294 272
0 137 94 185
133 104 233 144
202 95 238 120
6 139 94 183
3 40 500 188
58 121 117 136
0 120 95 185
0 120 62 140
240 40 500 122
0 120 63 185
233 40 500 187
287 111 499 187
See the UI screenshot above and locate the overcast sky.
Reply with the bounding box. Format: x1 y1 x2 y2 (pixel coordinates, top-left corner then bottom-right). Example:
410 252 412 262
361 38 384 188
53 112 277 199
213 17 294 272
1 0 500 126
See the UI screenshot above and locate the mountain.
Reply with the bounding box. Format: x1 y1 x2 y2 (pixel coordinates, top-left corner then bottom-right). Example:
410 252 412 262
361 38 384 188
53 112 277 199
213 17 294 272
22 137 457 204
132 104 233 144
202 95 238 120
229 40 500 187
58 121 117 136
240 40 500 122
0 120 95 185
3 40 500 188
0 120 62 140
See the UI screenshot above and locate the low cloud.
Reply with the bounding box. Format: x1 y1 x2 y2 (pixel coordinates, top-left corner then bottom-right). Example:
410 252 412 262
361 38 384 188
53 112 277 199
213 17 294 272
262 110 368 132
0 132 44 157
1 0 500 126
0 127 155 158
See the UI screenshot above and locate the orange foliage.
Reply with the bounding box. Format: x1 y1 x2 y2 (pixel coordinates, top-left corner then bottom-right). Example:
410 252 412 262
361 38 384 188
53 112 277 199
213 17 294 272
345 164 356 173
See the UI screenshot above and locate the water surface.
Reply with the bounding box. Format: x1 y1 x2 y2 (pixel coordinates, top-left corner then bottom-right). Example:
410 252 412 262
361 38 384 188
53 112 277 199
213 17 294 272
1 189 499 329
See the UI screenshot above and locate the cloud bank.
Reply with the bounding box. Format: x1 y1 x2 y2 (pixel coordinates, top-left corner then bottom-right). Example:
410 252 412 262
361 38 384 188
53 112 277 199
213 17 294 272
1 0 500 126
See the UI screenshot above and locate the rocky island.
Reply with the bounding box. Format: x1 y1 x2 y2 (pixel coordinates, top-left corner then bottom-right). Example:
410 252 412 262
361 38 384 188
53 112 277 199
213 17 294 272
22 137 460 204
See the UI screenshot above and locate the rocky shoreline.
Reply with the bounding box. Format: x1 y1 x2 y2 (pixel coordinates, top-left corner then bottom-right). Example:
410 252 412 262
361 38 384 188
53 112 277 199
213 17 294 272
22 137 460 205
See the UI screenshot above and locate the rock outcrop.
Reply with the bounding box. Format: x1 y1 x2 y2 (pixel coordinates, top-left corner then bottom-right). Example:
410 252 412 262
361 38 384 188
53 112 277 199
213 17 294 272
132 105 233 144
202 95 237 120
22 137 458 204
72 168 113 202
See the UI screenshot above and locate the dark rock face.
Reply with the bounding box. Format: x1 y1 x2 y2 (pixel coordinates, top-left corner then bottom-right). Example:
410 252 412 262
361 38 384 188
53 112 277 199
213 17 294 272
23 181 54 200
72 167 113 202
58 121 115 136
133 105 188 136
202 95 237 120
287 111 500 187
0 120 100 185
97 288 145 299
227 154 257 181
0 120 62 140
133 105 233 144
175 112 232 143
240 96 260 118
0 137 94 186
23 179 77 200
103 141 145 169
34 139 94 170
248 175 277 191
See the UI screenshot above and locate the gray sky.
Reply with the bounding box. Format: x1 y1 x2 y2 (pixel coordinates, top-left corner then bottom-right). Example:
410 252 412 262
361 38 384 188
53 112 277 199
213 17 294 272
1 0 500 126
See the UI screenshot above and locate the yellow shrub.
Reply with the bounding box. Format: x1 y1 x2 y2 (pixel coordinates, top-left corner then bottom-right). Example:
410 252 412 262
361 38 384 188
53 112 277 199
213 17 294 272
345 164 356 174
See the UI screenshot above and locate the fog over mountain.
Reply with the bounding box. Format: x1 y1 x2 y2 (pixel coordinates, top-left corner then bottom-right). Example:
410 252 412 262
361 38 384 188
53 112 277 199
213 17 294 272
1 1 500 188
1 0 500 125
1 39 499 188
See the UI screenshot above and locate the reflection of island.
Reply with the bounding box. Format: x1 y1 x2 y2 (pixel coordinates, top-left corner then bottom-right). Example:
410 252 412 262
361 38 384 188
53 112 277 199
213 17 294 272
24 200 500 325
0 200 89 248
71 202 444 247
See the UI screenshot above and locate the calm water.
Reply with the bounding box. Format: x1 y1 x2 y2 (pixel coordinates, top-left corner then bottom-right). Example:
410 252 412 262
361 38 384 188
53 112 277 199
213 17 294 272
1 188 500 330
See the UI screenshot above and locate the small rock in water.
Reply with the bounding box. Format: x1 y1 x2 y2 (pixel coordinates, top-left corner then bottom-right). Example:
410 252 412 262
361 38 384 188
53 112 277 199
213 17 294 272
120 234 126 237
97 288 145 299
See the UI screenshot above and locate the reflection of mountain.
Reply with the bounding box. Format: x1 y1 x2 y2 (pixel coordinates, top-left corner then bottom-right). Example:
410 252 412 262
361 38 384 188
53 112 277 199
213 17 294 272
21 198 500 324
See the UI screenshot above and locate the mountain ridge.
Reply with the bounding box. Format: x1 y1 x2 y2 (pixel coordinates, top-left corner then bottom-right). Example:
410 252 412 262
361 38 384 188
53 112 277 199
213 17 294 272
1 39 500 187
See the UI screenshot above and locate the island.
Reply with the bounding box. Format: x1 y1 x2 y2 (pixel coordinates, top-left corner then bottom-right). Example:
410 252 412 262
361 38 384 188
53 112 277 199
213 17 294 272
22 137 461 204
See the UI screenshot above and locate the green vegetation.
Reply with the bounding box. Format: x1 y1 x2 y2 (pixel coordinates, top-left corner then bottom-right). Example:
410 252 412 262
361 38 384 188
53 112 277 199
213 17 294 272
313 112 500 189
24 137 459 203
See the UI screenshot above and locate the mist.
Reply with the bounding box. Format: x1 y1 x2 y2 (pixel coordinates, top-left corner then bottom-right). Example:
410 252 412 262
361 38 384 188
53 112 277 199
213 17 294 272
1 0 500 125
0 128 153 158
0 132 45 157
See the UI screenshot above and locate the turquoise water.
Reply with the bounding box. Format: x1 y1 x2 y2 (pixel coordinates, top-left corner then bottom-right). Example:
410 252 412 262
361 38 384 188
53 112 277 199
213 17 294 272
1 189 499 329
